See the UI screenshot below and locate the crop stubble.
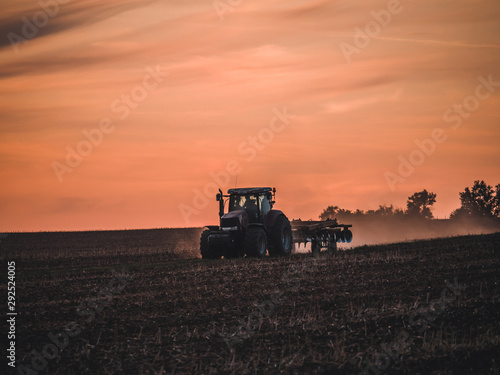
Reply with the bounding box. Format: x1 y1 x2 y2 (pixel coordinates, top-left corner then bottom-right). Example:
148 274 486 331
1 230 499 374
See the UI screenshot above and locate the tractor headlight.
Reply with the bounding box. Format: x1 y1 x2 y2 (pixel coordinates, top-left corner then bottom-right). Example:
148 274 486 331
221 226 239 231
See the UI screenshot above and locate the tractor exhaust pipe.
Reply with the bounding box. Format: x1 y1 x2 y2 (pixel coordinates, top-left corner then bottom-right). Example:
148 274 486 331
217 189 224 217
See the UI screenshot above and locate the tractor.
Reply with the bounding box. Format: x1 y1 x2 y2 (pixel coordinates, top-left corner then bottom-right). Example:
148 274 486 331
200 187 292 258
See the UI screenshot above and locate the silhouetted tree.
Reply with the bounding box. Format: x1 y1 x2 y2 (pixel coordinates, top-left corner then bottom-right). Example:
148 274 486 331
319 206 355 221
375 204 405 217
494 184 500 217
319 204 405 220
319 205 340 220
451 180 499 218
406 190 437 219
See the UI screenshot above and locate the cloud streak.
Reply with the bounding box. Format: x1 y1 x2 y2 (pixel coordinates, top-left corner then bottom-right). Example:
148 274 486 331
372 35 500 50
0 0 158 51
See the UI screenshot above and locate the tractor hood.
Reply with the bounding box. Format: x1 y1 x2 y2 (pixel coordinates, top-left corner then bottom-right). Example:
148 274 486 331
220 210 249 230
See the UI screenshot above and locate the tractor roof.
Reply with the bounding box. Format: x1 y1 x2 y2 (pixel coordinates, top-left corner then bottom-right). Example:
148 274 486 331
227 187 273 195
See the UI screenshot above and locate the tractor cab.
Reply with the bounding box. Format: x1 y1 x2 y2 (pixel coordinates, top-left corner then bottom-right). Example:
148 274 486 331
227 188 274 223
202 187 291 259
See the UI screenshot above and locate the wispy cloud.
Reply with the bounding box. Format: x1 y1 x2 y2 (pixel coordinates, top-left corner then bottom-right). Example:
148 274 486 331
373 36 500 50
326 90 402 114
0 0 158 51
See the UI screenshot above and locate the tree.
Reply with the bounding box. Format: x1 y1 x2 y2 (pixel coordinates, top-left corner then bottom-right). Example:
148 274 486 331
451 180 499 218
319 205 339 220
319 204 405 220
319 206 354 221
406 189 437 219
494 184 500 217
375 204 405 217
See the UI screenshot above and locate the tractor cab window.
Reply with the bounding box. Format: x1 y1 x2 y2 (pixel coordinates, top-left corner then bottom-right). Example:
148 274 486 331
244 196 259 220
259 194 271 216
229 195 246 212
229 195 258 213
229 193 270 221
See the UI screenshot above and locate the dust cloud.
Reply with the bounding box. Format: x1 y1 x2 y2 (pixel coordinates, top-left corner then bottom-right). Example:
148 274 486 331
333 216 500 249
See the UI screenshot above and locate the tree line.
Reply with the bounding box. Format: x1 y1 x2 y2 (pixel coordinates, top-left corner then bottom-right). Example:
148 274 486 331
320 180 500 221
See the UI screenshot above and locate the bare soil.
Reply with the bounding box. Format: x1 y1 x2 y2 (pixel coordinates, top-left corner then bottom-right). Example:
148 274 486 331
1 230 499 374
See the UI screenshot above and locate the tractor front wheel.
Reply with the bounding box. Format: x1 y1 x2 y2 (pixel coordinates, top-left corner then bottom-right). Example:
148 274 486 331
244 227 267 258
200 230 220 259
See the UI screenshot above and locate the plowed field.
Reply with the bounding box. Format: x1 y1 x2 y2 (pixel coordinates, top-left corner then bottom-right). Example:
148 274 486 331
1 230 499 374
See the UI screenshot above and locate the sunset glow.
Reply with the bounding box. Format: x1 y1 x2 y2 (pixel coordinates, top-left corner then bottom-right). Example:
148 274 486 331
1 0 499 231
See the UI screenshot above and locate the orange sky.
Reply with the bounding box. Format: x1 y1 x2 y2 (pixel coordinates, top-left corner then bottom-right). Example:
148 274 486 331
1 0 499 232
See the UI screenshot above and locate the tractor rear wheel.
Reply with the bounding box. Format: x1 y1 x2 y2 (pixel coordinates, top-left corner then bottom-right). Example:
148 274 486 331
244 227 267 258
269 215 293 256
200 230 220 259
